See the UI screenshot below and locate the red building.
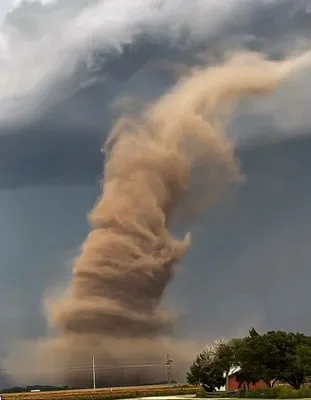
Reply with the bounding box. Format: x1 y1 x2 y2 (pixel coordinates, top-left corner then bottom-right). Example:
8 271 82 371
227 372 267 391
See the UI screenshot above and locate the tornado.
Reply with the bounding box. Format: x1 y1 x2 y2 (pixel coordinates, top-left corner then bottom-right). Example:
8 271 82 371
4 50 311 387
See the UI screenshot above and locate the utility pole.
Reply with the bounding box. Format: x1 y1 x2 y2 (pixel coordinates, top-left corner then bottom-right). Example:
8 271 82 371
165 354 173 384
92 355 96 391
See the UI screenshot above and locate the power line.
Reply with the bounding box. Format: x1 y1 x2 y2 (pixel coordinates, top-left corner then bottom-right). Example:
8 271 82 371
0 360 192 375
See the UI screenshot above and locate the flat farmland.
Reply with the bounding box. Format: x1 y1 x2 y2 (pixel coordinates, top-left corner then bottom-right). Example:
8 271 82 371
1 384 200 400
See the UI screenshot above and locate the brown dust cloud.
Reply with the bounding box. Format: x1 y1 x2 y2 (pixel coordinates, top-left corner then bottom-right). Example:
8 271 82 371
4 50 311 387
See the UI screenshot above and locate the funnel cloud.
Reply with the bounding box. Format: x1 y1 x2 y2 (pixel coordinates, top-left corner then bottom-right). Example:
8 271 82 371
4 50 311 387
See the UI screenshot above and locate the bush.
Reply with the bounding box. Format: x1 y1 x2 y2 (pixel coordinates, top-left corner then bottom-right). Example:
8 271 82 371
238 386 311 399
196 390 237 398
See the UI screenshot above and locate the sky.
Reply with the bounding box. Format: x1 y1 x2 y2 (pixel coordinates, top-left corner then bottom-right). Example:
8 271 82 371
0 1 13 19
2 0 311 387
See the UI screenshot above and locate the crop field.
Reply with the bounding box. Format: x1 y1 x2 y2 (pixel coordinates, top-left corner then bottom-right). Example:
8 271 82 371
1 385 201 400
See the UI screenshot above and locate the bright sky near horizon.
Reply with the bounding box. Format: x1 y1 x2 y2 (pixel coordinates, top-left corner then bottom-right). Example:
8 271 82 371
0 1 12 20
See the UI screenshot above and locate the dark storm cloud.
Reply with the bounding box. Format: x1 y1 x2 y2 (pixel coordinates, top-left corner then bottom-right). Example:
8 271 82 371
1 1 311 187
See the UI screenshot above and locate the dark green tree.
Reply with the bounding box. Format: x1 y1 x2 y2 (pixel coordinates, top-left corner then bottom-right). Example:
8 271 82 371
187 329 311 392
213 338 243 389
235 328 278 387
294 343 311 382
274 332 311 389
186 349 226 392
234 370 259 390
235 329 311 389
260 330 311 389
186 354 203 386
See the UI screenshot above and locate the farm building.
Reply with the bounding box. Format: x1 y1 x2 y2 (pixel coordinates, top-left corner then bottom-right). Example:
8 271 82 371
218 367 268 391
227 372 267 391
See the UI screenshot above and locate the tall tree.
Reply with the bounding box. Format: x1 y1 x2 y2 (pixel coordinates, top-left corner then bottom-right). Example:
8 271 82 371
294 343 311 384
186 348 226 392
273 331 311 389
187 329 311 392
235 330 311 389
213 338 242 389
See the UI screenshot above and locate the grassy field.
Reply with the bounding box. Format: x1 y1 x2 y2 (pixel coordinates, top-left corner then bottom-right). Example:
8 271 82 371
1 385 201 400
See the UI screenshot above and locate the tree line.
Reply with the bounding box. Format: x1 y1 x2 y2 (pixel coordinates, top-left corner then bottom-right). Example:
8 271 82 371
0 385 70 394
186 328 311 392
